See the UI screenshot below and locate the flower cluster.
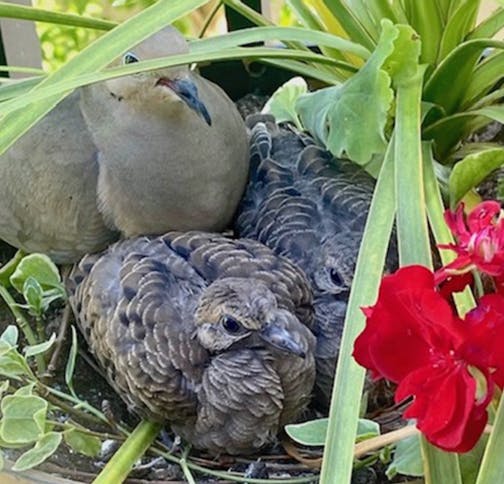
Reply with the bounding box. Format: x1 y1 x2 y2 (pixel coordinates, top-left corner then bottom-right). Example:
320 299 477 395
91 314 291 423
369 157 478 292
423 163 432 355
353 201 504 452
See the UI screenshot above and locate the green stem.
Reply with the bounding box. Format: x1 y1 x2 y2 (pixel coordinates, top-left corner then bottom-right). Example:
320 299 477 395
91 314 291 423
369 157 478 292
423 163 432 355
93 419 163 484
0 285 45 374
320 139 396 484
180 446 196 484
395 68 462 483
0 250 25 287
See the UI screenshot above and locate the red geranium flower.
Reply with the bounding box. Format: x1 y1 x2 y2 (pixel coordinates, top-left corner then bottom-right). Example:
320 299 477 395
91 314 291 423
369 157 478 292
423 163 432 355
353 265 504 452
438 201 504 278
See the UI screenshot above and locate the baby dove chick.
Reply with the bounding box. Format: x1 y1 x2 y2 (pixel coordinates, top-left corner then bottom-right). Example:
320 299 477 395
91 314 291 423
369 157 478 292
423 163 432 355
68 232 316 455
235 117 397 409
0 27 248 263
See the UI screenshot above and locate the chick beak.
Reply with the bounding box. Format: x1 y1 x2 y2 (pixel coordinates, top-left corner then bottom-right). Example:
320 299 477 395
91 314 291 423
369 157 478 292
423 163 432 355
259 323 305 358
156 77 212 126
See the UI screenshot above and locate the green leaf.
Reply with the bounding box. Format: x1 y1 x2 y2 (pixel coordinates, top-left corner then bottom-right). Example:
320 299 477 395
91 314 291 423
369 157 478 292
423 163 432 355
0 395 48 444
286 418 328 446
12 432 62 471
63 428 101 457
14 383 36 397
263 77 308 129
0 326 18 347
386 433 423 479
0 2 116 30
0 348 33 380
24 333 57 358
424 38 504 115
297 19 402 164
449 148 504 207
320 138 396 484
356 418 380 442
10 254 64 295
22 277 44 317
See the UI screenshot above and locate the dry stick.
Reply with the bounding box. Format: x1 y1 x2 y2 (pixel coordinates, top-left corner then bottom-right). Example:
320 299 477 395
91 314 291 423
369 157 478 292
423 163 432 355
46 302 71 378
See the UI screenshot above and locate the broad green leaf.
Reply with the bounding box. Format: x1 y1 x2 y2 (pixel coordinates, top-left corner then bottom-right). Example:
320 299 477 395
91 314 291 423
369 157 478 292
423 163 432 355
0 77 42 102
0 381 9 399
0 395 48 444
262 77 308 129
459 435 487 484
24 333 57 358
0 2 116 30
14 383 36 396
449 148 504 206
0 326 18 347
297 19 402 164
0 349 33 380
0 0 211 158
386 433 423 479
12 432 62 471
10 254 63 294
63 428 101 457
424 38 504 115
65 326 78 394
23 277 44 316
286 418 328 446
356 418 380 442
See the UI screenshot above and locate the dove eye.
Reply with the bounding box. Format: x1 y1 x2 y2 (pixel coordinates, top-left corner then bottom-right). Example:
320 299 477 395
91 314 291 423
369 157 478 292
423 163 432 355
123 52 139 64
329 268 344 286
221 316 242 334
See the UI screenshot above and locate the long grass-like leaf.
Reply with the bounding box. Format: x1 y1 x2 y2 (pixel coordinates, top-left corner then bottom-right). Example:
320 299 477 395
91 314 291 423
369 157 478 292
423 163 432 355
424 38 504 114
402 0 443 65
437 0 480 61
0 77 42 102
468 7 504 39
320 142 396 484
322 0 375 50
460 51 504 109
190 26 371 59
0 1 116 30
0 0 211 158
0 47 346 116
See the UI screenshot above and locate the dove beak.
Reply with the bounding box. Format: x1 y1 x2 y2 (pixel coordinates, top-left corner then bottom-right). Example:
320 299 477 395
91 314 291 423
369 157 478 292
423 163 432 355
156 77 212 126
259 323 305 358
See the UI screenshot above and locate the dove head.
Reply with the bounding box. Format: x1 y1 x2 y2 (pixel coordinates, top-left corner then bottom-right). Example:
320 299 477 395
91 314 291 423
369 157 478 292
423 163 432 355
194 278 306 357
102 27 211 124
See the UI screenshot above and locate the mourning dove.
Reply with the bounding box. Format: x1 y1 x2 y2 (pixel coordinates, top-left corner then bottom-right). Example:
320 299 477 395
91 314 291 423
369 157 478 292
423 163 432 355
235 117 397 409
0 27 248 263
68 231 316 455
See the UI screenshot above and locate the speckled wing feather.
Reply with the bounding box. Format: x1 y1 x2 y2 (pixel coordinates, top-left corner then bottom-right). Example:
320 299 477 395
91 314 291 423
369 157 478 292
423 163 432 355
235 118 397 408
69 231 316 454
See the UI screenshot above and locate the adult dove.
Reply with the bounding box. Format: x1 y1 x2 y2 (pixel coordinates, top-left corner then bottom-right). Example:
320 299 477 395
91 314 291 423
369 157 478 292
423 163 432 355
0 27 248 263
68 232 316 455
235 117 397 409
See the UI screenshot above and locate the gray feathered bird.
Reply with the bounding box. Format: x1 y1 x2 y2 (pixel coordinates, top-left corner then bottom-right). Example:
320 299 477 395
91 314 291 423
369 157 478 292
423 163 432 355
0 27 248 263
235 117 397 409
68 232 316 455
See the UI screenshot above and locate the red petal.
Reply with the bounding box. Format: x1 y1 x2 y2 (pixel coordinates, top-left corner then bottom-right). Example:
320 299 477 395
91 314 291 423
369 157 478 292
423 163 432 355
467 201 501 232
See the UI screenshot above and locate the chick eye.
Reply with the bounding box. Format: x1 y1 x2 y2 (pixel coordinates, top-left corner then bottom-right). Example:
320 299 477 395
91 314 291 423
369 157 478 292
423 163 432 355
221 316 241 334
123 52 139 64
329 268 343 286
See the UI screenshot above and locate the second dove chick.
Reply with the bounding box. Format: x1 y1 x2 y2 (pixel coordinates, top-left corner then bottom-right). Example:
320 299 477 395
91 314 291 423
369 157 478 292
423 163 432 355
68 232 316 455
0 27 248 263
235 117 397 410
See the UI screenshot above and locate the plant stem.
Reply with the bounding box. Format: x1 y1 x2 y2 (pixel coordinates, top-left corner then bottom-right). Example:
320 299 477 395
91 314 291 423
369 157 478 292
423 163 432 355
93 419 163 484
0 285 46 374
180 445 197 484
